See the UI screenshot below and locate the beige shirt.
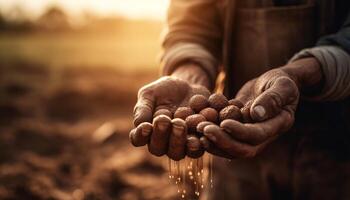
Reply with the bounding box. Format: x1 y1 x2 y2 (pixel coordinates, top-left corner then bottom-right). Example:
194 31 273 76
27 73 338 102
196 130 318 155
161 0 350 101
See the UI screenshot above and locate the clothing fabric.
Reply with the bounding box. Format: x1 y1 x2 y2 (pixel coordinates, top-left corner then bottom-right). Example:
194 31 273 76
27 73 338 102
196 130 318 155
290 46 350 101
160 1 350 200
161 0 350 100
161 0 223 89
161 43 218 87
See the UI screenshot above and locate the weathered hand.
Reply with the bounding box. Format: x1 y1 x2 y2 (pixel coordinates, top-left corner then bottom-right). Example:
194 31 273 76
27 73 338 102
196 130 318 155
129 74 210 160
199 68 300 158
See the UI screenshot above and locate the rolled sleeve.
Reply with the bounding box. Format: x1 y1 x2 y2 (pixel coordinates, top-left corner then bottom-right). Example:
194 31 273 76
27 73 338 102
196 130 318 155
160 0 223 85
161 43 219 85
163 0 223 58
317 12 350 54
290 46 350 101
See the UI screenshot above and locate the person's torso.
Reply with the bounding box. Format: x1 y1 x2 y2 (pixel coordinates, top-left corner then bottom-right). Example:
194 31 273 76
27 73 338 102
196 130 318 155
207 2 350 200
221 0 349 96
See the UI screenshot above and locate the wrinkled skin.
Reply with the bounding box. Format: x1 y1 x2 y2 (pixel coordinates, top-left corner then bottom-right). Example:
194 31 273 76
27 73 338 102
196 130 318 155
129 64 211 161
200 58 322 159
130 58 322 160
200 69 298 158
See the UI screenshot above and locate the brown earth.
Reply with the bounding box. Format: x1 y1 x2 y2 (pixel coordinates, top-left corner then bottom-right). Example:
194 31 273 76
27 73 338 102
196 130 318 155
0 62 178 200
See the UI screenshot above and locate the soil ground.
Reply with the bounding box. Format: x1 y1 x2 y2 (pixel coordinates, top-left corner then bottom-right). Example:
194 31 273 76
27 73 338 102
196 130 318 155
0 62 178 200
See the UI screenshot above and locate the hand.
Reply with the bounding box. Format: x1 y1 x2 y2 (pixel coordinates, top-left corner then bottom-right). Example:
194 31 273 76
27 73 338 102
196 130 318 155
199 58 322 159
129 64 211 160
197 57 323 159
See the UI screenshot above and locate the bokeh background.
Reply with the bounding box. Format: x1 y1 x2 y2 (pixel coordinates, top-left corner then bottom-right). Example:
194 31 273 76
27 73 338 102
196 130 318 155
0 1 179 199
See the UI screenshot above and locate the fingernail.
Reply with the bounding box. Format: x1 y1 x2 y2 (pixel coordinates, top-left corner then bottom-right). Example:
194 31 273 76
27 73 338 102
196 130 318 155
197 121 213 133
204 132 217 142
173 125 184 136
253 106 266 119
157 122 169 131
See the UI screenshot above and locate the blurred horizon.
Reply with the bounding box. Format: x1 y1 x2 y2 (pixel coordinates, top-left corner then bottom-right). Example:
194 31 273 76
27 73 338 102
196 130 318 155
0 1 177 199
0 1 168 73
0 0 169 23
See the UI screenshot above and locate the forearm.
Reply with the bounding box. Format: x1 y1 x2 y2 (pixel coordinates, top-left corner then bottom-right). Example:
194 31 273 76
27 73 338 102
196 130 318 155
170 63 212 89
161 0 223 90
161 43 218 91
288 46 350 101
164 0 223 59
281 57 324 96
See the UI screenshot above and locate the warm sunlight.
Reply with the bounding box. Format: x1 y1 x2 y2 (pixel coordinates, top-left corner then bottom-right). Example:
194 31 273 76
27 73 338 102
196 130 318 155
0 0 169 20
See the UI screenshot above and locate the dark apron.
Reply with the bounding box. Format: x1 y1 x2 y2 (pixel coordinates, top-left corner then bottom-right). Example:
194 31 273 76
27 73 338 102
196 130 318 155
209 0 350 199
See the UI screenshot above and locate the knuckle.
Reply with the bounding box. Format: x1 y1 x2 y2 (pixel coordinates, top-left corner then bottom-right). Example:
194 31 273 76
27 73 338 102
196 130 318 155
282 111 295 131
267 91 283 108
276 76 294 85
138 87 153 98
255 124 267 138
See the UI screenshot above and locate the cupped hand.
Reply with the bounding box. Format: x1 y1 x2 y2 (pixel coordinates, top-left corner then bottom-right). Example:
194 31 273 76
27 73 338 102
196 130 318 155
199 68 300 159
129 75 210 160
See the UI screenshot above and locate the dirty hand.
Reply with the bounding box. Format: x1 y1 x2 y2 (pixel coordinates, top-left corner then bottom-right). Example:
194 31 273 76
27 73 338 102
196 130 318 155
129 64 211 160
200 57 322 158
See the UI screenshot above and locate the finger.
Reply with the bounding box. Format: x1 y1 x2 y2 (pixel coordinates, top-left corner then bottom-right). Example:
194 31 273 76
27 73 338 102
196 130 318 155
133 89 155 126
235 79 256 104
250 77 298 121
199 137 235 159
220 119 266 145
196 121 215 133
148 115 171 156
234 80 255 122
240 100 253 123
186 135 204 158
167 119 187 161
203 125 257 158
220 110 294 145
129 122 152 147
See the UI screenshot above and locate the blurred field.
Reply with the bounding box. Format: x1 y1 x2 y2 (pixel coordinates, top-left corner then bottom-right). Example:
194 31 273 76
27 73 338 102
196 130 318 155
0 19 179 200
0 20 162 72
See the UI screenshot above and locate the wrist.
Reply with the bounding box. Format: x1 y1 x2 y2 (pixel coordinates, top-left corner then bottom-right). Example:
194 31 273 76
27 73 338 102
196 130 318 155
170 62 212 89
281 57 324 94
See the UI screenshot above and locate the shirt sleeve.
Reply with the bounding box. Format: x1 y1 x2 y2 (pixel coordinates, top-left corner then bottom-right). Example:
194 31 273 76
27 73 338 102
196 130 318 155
290 46 350 101
160 0 223 87
289 10 350 101
317 12 350 54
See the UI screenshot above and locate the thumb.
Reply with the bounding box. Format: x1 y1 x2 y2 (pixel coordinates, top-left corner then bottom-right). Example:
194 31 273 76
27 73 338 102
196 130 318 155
250 77 298 122
133 89 155 126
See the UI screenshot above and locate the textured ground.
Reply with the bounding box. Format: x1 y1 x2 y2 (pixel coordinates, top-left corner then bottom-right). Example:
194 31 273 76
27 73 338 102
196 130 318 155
0 62 178 200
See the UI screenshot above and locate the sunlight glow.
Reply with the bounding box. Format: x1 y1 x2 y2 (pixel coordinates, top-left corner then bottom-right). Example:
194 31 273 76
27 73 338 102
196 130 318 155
0 0 169 20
